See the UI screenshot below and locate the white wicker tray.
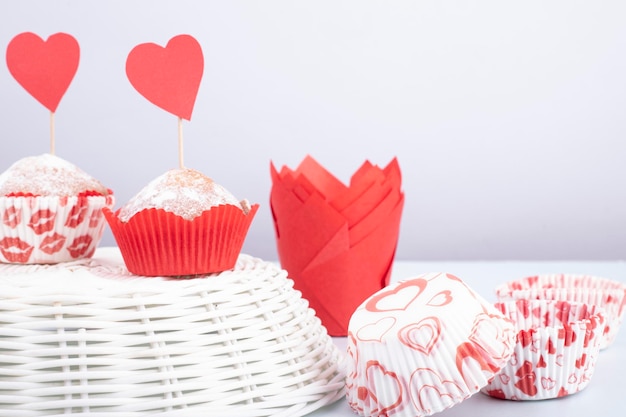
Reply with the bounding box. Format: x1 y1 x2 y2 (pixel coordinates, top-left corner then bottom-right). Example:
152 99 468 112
0 248 346 416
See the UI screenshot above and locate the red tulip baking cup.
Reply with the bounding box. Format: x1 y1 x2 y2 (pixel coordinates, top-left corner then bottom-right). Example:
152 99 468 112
270 156 404 336
482 299 605 401
104 204 258 277
495 274 626 349
346 273 516 417
0 194 114 264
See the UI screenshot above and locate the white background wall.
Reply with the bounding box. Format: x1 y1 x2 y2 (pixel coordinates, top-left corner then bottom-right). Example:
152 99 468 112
1 1 625 261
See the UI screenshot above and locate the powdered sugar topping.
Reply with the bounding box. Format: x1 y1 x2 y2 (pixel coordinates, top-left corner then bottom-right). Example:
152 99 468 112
0 153 110 196
118 168 250 222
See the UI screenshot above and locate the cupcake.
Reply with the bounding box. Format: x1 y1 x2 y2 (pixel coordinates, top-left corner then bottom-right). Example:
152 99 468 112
482 299 605 400
104 168 258 276
495 274 626 348
0 153 114 264
346 272 516 417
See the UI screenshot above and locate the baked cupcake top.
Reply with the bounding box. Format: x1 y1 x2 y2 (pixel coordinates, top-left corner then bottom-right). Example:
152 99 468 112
117 168 251 222
0 153 110 197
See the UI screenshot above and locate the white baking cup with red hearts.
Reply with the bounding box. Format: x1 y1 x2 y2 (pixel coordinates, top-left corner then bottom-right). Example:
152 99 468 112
0 195 114 264
346 272 516 417
495 274 626 349
482 299 605 400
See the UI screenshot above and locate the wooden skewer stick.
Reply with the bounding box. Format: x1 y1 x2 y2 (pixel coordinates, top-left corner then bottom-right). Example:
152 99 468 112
50 111 56 155
178 117 184 169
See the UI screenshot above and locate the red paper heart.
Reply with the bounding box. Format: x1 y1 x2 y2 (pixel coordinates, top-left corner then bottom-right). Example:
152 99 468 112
6 32 79 112
126 34 204 120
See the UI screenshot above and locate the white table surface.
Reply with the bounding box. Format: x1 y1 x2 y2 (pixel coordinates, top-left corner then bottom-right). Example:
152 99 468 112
307 260 626 417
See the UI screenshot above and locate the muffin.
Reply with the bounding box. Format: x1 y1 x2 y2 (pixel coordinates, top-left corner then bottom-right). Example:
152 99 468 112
104 168 258 276
346 272 516 417
482 299 605 400
0 153 114 264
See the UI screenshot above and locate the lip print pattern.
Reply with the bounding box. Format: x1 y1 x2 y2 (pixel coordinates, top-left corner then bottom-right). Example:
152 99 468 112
398 316 441 355
67 234 93 259
0 195 113 263
409 368 466 415
361 360 403 416
28 209 56 235
39 232 67 255
0 237 34 263
365 279 427 312
2 206 21 228
356 317 397 343
89 209 102 228
65 203 88 228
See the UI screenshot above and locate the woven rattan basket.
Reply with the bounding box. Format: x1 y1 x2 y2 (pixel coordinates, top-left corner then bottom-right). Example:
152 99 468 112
0 248 346 416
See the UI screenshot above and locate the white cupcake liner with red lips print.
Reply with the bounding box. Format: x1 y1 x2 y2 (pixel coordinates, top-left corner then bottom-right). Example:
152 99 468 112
0 194 114 264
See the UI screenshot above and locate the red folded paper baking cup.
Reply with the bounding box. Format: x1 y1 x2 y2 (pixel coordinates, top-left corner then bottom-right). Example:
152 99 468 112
482 299 605 400
270 157 404 336
0 194 114 264
495 274 626 348
104 204 258 276
295 196 403 336
346 273 516 417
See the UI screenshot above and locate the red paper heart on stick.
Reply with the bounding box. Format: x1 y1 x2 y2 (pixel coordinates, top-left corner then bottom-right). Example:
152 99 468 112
6 32 80 112
126 34 204 120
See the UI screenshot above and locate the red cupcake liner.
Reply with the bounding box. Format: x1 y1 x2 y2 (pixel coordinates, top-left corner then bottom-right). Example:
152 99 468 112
104 204 258 277
0 194 114 264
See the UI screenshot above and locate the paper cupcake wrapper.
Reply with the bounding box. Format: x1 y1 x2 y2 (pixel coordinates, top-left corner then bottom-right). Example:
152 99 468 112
270 160 404 336
0 194 114 264
495 274 626 348
104 204 258 277
346 273 516 417
482 299 605 400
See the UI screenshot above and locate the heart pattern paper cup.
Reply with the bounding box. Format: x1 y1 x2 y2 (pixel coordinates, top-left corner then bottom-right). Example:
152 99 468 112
0 194 114 264
346 273 516 417
270 156 404 336
482 299 605 400
495 274 626 348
